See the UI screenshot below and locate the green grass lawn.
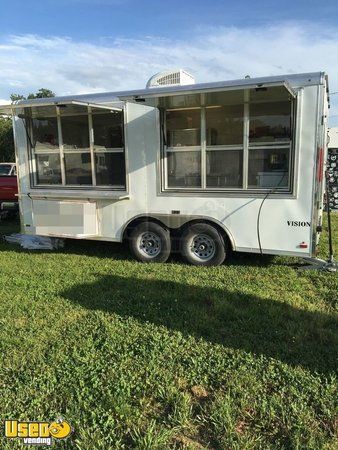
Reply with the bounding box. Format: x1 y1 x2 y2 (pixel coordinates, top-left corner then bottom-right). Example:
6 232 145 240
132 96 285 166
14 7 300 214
0 215 337 449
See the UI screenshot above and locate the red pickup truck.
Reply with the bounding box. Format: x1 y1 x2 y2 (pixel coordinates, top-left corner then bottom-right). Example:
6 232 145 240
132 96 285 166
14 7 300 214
0 163 18 209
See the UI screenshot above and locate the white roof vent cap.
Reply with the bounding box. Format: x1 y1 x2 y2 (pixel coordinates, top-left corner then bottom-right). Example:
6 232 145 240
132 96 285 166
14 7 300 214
146 69 195 89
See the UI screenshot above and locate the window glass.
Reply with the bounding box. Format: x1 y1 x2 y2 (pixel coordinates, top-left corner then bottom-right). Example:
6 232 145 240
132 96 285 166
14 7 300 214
206 150 243 187
249 101 291 143
249 86 291 103
95 153 126 186
64 153 92 185
92 111 123 150
32 117 59 152
205 89 244 106
158 94 201 109
248 148 289 188
0 164 13 175
58 104 87 116
61 115 90 151
166 109 201 147
206 105 243 145
167 151 201 187
36 154 62 185
30 105 56 118
30 106 127 189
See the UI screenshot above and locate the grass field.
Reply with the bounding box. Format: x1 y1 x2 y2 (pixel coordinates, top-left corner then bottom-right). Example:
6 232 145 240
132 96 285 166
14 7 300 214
0 215 337 449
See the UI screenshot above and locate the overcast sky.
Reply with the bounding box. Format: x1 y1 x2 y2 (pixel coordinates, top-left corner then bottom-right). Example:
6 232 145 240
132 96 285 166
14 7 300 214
0 0 338 125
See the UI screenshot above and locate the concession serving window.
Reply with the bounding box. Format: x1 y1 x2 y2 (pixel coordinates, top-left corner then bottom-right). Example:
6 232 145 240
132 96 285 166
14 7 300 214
10 100 126 190
160 81 297 192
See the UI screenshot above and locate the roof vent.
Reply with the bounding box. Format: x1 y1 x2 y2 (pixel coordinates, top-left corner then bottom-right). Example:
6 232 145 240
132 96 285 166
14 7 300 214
146 69 195 89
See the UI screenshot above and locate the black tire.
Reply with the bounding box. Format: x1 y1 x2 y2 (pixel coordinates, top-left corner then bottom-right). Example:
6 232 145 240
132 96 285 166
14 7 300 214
129 221 171 263
180 223 226 266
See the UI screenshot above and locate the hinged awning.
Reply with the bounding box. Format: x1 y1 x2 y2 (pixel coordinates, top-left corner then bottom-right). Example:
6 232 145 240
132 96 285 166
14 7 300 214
0 99 123 115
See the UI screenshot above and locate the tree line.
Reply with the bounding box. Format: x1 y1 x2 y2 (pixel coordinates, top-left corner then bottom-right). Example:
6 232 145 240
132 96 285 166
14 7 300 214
0 89 55 163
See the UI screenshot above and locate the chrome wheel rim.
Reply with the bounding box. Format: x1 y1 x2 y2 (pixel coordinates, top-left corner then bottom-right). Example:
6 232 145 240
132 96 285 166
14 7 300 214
138 231 161 257
190 233 216 261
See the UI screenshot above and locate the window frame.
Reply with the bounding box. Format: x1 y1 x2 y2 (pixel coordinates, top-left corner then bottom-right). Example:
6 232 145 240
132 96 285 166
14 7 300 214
91 108 125 189
161 87 297 194
163 106 203 189
27 103 126 191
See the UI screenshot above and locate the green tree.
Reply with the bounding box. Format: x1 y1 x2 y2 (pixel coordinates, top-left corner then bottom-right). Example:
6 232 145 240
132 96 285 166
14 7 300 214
27 88 56 99
1 88 56 162
0 117 15 162
10 88 55 103
10 94 26 104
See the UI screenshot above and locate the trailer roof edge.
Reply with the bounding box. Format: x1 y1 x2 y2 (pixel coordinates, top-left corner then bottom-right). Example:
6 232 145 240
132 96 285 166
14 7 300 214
0 71 326 111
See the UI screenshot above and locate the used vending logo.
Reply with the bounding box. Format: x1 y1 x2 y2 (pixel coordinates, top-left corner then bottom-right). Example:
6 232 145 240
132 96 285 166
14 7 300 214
4 417 72 446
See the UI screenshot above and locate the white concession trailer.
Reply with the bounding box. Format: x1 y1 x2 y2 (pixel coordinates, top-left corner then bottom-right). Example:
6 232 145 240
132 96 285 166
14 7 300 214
0 71 331 266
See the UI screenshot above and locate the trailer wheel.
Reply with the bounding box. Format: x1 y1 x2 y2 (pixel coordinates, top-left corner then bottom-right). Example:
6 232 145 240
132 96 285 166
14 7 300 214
129 221 171 263
181 223 226 266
